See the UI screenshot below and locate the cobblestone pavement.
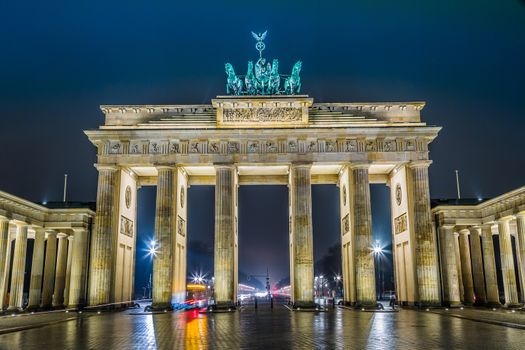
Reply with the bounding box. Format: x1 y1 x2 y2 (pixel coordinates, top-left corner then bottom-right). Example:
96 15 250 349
0 305 524 349
0 310 88 333
430 307 525 327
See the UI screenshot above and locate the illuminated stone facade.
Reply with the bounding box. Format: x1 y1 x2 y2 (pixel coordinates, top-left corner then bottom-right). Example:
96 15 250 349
85 95 442 308
433 187 525 307
0 192 94 311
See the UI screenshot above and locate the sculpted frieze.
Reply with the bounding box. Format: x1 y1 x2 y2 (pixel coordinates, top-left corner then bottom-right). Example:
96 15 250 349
288 140 298 152
248 141 259 153
169 141 180 154
344 139 357 152
109 141 122 154
227 141 240 153
223 107 302 123
102 136 422 156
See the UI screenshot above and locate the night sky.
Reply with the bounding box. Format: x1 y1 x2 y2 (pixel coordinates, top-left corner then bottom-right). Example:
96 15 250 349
1 1 524 292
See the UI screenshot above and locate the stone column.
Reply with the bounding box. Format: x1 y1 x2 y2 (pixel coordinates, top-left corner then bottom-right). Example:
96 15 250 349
63 236 74 307
469 227 486 304
458 229 474 305
27 228 46 309
8 223 28 311
408 161 440 305
53 235 68 307
516 213 525 304
481 224 500 306
349 164 376 307
498 217 520 306
151 166 176 310
88 165 119 306
0 218 10 310
453 233 464 302
289 163 314 308
214 164 237 309
41 231 57 308
67 229 88 308
439 226 461 306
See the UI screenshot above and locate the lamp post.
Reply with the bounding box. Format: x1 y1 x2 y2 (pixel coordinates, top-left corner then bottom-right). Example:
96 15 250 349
372 241 383 300
334 275 342 298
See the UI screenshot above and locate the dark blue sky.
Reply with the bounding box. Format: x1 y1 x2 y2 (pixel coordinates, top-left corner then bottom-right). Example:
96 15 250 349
1 1 524 289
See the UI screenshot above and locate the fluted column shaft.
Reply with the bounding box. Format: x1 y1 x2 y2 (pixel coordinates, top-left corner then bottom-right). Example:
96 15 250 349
67 229 88 308
63 236 74 307
8 224 28 310
408 161 440 305
28 229 46 309
152 166 176 309
88 166 119 306
453 233 464 302
214 165 237 308
53 235 68 307
350 164 376 306
289 164 314 307
41 231 57 308
516 214 525 304
439 226 461 306
469 227 486 304
458 230 474 305
0 218 10 310
481 225 500 305
498 218 519 306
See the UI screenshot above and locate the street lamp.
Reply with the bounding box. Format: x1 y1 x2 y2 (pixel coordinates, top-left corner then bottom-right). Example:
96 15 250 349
372 241 384 300
334 275 342 298
148 240 157 257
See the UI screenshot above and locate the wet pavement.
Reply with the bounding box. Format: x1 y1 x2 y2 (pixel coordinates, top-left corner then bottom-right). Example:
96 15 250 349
0 304 524 349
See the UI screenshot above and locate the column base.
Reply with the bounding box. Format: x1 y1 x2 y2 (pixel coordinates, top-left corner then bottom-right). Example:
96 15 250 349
25 305 42 312
292 301 317 310
415 301 442 308
147 303 174 312
445 301 463 308
504 303 523 309
6 306 23 312
212 301 237 311
484 301 502 308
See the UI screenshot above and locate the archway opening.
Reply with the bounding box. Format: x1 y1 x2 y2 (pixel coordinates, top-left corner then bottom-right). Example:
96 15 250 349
238 185 289 305
370 184 394 304
134 186 156 300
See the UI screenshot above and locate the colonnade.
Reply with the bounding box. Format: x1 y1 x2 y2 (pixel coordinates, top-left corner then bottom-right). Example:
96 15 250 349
439 213 525 307
0 217 89 311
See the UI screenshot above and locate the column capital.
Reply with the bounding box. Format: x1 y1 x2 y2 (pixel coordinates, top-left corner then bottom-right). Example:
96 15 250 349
498 216 514 223
32 227 46 236
469 226 481 234
11 220 28 228
45 230 57 238
71 227 87 234
94 164 119 172
407 160 433 169
290 162 312 169
458 228 470 235
348 162 370 170
155 164 176 171
516 212 525 219
213 163 236 170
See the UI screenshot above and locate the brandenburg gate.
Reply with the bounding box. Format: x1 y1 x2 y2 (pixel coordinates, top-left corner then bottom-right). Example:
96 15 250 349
82 32 442 310
84 94 442 309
